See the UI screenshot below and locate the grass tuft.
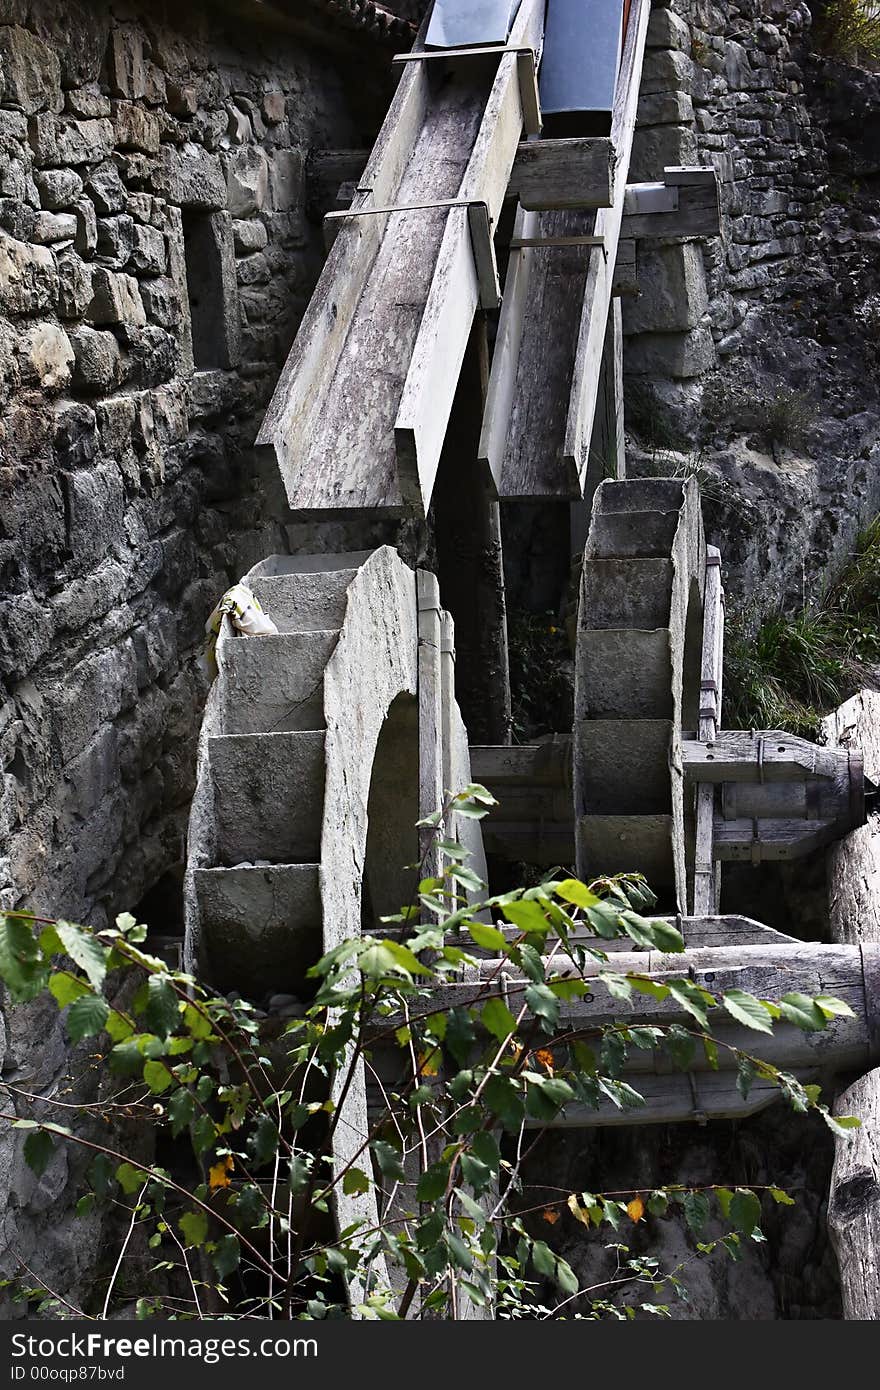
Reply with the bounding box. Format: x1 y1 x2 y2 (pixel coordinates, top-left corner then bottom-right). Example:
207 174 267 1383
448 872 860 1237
725 517 880 737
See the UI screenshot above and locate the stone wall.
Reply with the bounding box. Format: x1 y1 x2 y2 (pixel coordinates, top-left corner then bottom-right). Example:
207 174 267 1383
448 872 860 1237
0 0 388 934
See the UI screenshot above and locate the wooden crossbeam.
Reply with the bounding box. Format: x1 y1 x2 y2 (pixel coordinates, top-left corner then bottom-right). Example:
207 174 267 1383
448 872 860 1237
509 136 614 210
621 173 720 240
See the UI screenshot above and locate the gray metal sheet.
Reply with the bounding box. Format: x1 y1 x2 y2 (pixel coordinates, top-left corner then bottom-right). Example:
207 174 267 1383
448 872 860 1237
425 0 522 49
540 0 626 136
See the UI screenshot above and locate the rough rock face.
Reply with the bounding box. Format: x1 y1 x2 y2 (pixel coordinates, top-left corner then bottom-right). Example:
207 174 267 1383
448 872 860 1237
624 1 880 612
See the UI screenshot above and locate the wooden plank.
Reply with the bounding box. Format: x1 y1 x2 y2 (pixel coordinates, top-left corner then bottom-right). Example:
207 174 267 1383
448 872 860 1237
510 137 614 210
713 817 840 861
664 165 717 186
684 731 847 784
620 180 720 240
418 569 444 878
823 692 880 1320
393 43 542 137
478 204 537 491
562 0 651 493
395 0 545 513
529 1074 781 1128
611 237 636 295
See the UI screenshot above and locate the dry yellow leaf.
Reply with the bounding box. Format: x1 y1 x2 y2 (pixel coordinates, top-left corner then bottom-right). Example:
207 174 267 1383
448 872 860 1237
542 1208 559 1225
535 1048 555 1074
209 1154 234 1190
626 1196 645 1223
418 1049 440 1077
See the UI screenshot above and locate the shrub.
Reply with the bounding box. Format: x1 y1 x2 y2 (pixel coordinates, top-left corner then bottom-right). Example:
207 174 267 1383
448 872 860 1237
813 0 880 63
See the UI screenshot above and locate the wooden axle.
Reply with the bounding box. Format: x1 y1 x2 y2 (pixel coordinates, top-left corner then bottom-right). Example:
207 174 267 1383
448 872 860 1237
409 942 880 1077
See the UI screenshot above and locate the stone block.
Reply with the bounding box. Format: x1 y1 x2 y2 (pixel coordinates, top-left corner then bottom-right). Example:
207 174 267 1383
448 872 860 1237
73 197 97 256
0 196 35 239
108 25 146 100
140 275 181 329
0 230 56 315
48 641 136 763
112 100 160 155
637 91 694 126
32 210 76 243
85 160 126 214
128 222 166 275
232 217 267 254
629 123 698 182
66 86 112 119
226 145 269 217
0 26 62 115
96 213 134 266
29 114 114 168
154 144 226 210
167 82 198 117
0 109 27 155
624 324 716 378
70 324 124 391
262 90 286 124
87 266 146 327
624 243 710 335
647 7 691 49
640 49 695 96
19 321 74 391
52 399 97 467
62 459 125 572
49 1 110 88
96 394 136 456
35 168 83 209
56 252 93 317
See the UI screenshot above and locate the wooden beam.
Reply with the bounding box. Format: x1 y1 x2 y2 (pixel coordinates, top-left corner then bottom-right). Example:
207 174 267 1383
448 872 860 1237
562 0 651 494
509 136 615 210
823 692 880 1320
477 203 537 492
620 178 720 240
417 570 443 879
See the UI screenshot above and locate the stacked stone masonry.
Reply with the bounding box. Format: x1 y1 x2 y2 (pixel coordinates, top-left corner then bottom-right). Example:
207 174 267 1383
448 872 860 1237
0 0 387 937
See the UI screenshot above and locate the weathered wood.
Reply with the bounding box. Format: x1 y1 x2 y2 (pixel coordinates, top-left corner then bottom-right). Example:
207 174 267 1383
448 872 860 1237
713 816 843 860
562 0 651 494
391 942 880 1079
611 237 637 296
529 1074 781 1127
258 1 545 516
418 569 444 878
823 691 880 1320
478 203 537 491
620 180 720 241
510 137 615 210
434 319 513 742
683 730 852 784
306 148 368 214
693 547 723 915
394 0 546 512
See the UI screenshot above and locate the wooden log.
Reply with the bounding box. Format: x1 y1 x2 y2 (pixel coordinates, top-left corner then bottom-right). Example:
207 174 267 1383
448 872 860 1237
409 942 880 1079
824 691 880 1320
510 136 615 210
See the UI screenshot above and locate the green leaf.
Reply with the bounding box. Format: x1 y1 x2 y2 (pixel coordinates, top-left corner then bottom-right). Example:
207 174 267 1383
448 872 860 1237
288 1153 311 1195
460 1151 492 1195
66 993 110 1042
667 979 712 1029
722 988 774 1035
145 976 180 1039
372 1141 405 1183
191 1114 216 1156
822 1111 862 1137
54 920 108 992
212 1234 240 1280
524 982 560 1030
168 1089 195 1139
600 972 633 1003
23 1130 54 1178
48 972 90 1009
89 1153 116 1197
116 1162 145 1195
585 901 624 939
0 915 48 1003
629 975 669 1001
179 1209 208 1248
183 1003 213 1040
502 900 551 935
249 1114 279 1165
729 1188 761 1235
343 1168 371 1197
483 1073 525 1130
554 879 600 910
416 1163 448 1202
531 1239 555 1279
481 996 518 1042
778 993 827 1032
143 1059 173 1094
555 1255 579 1296
470 1130 501 1174
682 1191 710 1236
813 995 856 1020
467 922 507 951
769 1187 795 1206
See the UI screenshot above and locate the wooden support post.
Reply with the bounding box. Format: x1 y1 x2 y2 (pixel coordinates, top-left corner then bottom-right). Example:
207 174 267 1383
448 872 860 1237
435 318 513 744
693 546 723 915
823 691 880 1320
418 569 444 878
